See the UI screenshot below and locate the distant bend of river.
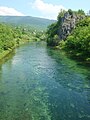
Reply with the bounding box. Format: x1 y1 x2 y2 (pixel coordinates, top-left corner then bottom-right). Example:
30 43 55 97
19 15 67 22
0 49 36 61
0 42 90 120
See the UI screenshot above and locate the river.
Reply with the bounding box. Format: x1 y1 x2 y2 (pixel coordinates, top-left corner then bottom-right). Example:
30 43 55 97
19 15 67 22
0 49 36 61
0 42 90 120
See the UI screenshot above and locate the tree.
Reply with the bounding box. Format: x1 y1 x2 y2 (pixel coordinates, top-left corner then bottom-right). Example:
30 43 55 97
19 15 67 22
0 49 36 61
77 9 85 15
68 9 73 16
65 17 90 60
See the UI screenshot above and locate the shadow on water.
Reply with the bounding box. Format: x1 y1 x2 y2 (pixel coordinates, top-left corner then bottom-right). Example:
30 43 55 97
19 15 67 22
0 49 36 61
0 50 15 80
0 50 15 65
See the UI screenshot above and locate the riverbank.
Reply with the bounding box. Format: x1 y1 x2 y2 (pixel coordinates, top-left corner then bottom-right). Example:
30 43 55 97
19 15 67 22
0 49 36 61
0 38 31 61
54 45 90 67
0 23 45 61
0 50 12 60
46 10 90 65
0 38 45 61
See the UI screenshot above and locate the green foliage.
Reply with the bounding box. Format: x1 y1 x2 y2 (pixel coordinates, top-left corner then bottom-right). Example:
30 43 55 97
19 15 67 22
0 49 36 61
46 22 59 46
47 22 58 37
46 8 89 61
68 9 73 16
47 34 60 46
46 9 86 47
77 9 85 15
0 24 15 50
0 23 45 55
57 10 66 21
76 17 90 27
65 17 90 60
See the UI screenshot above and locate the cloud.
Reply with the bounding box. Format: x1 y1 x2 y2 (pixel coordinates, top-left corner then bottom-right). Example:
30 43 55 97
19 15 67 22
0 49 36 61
31 0 67 20
0 6 25 16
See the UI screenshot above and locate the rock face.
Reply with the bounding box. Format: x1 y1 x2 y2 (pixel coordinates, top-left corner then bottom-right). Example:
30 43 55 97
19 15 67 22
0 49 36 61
58 12 84 40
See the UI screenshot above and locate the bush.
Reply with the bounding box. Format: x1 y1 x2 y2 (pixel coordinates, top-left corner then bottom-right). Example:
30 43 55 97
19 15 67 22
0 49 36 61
65 17 90 60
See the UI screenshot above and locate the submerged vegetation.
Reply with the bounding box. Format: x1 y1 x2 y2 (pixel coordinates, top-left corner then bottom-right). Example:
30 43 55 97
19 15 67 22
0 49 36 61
46 9 90 62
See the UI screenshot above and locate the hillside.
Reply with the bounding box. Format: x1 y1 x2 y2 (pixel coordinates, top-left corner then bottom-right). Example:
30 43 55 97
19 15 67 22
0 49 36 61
0 22 46 60
46 9 85 46
46 9 90 62
65 17 90 61
0 16 56 31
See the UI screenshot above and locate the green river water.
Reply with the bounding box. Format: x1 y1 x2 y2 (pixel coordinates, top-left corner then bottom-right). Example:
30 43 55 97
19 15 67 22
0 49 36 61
0 42 90 120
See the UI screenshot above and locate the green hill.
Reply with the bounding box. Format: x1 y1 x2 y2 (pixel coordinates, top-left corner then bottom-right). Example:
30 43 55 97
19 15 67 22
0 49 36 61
0 16 56 31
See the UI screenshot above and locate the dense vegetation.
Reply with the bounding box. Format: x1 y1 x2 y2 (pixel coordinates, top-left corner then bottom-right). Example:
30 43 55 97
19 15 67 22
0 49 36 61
64 17 90 61
0 23 45 59
0 16 53 59
46 9 90 62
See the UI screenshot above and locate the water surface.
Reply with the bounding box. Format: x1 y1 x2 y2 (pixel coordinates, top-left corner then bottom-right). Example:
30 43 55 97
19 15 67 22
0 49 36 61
0 42 90 120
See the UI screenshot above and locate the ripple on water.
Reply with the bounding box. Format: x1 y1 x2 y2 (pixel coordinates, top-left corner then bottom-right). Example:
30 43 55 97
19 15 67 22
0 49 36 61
0 42 90 120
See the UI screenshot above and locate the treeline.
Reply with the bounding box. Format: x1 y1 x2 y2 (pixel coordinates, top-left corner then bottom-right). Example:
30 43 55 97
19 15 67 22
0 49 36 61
0 24 21 52
0 23 31 52
0 23 45 54
46 9 90 62
0 23 46 60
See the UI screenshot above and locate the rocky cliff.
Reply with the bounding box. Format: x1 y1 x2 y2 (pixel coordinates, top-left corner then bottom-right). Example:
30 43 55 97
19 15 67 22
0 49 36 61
47 9 85 46
58 11 85 40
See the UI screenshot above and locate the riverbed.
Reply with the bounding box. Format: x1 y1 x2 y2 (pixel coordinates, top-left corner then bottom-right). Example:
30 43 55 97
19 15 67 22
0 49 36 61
0 42 90 120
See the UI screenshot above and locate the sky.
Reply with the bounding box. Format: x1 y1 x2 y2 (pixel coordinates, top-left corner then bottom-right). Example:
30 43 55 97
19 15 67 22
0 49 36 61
0 0 90 20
